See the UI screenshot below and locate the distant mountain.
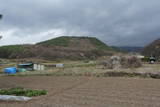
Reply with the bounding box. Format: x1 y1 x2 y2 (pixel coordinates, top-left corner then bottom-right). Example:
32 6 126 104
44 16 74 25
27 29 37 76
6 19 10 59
0 36 119 60
117 46 143 52
141 39 160 57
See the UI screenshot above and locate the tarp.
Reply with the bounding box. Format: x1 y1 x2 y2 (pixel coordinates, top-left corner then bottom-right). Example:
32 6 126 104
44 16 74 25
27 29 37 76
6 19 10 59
4 67 17 74
0 95 31 101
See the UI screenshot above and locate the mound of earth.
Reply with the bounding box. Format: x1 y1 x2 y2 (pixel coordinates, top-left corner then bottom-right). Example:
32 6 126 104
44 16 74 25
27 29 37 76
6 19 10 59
0 36 119 60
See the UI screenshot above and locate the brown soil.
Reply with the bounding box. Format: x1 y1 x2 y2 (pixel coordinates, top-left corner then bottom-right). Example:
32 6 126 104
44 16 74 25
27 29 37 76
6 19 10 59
0 76 160 107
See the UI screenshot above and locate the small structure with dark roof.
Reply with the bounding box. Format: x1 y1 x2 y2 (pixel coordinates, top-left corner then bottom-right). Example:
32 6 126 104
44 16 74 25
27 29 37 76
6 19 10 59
17 63 45 72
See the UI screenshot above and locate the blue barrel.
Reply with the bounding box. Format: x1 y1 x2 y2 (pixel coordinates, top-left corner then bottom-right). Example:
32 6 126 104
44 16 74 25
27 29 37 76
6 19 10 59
4 67 17 74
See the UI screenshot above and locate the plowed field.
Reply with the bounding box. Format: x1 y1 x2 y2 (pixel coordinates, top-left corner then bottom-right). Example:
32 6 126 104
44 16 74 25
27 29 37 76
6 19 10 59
0 76 160 107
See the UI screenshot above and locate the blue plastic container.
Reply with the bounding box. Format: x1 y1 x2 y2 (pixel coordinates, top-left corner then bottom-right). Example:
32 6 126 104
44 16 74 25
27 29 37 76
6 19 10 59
4 67 17 74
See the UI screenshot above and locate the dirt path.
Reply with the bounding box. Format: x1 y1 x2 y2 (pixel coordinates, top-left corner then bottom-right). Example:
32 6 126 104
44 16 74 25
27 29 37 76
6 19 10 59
0 76 160 107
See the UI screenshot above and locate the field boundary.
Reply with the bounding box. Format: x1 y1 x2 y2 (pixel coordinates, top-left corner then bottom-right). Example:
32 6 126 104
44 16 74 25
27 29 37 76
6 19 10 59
1 71 160 79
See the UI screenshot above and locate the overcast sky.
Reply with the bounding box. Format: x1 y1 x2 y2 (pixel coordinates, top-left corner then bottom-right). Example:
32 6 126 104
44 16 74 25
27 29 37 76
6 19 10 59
0 0 160 46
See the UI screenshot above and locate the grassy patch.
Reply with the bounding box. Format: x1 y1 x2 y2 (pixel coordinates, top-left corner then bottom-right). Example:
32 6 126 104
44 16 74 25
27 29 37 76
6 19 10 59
0 45 25 53
0 87 47 97
37 36 116 51
37 36 71 47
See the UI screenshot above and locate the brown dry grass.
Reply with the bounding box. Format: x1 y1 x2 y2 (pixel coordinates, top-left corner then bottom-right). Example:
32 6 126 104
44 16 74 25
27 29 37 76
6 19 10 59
1 59 160 78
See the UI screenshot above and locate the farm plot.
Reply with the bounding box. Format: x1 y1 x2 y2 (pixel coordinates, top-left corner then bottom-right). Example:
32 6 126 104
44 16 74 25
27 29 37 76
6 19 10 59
0 76 160 107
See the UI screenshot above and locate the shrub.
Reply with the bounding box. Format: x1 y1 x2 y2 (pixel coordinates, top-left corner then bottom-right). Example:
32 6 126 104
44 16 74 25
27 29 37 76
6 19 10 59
141 56 150 62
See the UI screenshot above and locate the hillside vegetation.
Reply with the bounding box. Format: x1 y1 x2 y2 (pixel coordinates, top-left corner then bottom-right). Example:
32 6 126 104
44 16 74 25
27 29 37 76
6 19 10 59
0 36 119 60
37 36 113 50
37 36 71 47
0 45 25 58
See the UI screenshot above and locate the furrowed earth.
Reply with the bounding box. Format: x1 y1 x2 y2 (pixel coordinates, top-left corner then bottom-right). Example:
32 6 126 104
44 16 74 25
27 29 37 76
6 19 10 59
0 76 160 107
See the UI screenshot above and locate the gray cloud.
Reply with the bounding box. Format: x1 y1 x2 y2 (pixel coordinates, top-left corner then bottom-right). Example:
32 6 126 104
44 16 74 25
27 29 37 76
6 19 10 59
0 0 160 46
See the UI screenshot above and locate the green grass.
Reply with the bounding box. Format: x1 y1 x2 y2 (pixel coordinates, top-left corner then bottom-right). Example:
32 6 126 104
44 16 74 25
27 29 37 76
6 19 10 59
0 45 25 58
37 36 115 51
0 45 25 52
37 36 71 47
0 87 47 97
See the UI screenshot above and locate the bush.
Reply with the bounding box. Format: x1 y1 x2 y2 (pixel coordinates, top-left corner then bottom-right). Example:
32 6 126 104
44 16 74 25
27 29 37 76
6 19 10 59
141 56 150 62
0 87 47 97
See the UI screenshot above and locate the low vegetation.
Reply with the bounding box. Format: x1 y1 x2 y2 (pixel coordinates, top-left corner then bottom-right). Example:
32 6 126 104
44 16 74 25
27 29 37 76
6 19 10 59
0 87 47 97
0 45 25 52
37 36 71 47
0 36 119 60
0 58 160 79
0 45 25 58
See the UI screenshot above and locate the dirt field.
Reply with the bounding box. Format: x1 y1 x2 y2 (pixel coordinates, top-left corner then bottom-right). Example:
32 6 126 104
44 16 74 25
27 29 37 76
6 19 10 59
0 76 160 107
